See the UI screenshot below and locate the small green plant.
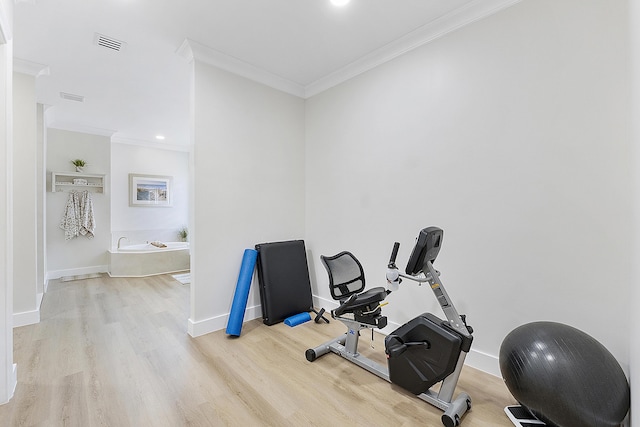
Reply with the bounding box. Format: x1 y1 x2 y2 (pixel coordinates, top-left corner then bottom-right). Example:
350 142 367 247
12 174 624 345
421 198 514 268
178 226 188 241
71 159 86 167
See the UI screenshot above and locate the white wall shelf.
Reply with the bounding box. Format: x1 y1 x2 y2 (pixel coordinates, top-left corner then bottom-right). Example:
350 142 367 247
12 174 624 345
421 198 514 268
51 172 105 193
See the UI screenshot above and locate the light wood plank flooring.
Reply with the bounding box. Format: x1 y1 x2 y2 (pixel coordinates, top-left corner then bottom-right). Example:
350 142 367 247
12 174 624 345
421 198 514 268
0 274 517 426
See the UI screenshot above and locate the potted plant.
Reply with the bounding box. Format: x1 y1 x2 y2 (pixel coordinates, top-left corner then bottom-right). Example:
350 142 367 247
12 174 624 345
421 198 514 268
71 159 87 172
178 226 188 242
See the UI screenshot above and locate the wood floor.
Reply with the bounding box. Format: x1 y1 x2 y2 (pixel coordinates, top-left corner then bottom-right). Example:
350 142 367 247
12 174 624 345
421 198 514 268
0 274 517 426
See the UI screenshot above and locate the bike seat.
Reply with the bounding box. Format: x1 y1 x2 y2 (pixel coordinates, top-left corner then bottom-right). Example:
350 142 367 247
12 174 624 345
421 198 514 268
340 286 387 312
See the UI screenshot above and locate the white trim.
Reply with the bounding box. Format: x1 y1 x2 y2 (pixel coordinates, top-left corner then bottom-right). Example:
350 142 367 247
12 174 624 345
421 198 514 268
46 121 116 138
178 39 306 98
465 347 500 377
10 364 16 398
13 58 49 77
13 292 44 330
110 136 190 153
178 0 522 99
1 33 15 407
312 295 338 311
46 265 108 281
187 304 262 337
176 39 193 63
186 293 503 376
13 307 39 328
187 315 222 338
107 269 189 279
0 0 10 44
305 0 523 97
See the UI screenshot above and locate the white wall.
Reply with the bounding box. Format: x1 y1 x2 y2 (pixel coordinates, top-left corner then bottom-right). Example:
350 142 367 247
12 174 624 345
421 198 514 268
0 0 15 404
12 72 38 326
189 61 305 336
630 0 640 423
306 0 631 376
46 129 111 278
36 104 45 295
110 142 189 247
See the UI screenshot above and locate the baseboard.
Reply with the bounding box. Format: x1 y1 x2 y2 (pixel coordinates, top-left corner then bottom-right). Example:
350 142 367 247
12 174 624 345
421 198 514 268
187 314 226 337
107 268 189 278
0 363 18 405
312 295 339 310
46 265 108 281
13 307 39 328
12 291 44 328
11 364 16 398
186 294 501 376
188 304 262 338
465 347 501 377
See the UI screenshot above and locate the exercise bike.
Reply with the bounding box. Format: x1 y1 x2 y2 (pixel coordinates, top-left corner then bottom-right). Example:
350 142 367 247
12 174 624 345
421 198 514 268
305 227 474 427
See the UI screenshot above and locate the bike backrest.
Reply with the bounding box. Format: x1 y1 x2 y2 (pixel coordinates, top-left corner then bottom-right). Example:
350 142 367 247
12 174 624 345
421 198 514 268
321 251 366 300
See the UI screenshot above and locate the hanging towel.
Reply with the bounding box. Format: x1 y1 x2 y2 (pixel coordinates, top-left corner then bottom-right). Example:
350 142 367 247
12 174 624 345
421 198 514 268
59 190 95 240
79 190 95 239
59 190 81 240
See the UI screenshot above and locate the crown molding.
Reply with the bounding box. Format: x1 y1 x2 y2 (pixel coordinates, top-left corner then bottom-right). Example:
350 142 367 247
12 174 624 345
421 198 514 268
178 38 305 98
46 120 116 138
178 0 522 100
176 38 194 63
44 108 189 150
111 136 191 153
13 58 49 77
304 0 523 97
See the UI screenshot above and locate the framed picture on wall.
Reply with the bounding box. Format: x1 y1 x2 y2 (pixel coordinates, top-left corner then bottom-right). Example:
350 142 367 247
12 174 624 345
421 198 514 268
129 174 172 207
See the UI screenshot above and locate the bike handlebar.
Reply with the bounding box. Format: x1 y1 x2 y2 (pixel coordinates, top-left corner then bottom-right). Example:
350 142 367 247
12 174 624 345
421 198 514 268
333 294 357 317
388 242 400 268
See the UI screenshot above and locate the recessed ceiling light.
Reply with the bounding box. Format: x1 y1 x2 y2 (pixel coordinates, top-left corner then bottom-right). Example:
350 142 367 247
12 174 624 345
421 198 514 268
330 0 351 6
155 135 165 140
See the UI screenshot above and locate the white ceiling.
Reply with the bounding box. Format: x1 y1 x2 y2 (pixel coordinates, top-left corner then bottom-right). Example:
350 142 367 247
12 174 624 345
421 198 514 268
12 0 519 147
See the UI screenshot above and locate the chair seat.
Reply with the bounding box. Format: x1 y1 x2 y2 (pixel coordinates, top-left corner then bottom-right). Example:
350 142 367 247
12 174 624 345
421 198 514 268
340 286 387 312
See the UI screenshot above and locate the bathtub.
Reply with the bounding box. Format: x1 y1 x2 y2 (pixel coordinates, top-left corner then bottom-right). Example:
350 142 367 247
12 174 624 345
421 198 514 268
108 242 190 277
117 242 188 252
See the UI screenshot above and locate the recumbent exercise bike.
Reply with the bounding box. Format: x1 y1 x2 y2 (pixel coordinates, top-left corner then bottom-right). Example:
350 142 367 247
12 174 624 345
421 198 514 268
306 227 474 427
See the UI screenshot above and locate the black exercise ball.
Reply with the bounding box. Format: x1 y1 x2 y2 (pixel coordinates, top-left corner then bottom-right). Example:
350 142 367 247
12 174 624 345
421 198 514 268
499 321 629 427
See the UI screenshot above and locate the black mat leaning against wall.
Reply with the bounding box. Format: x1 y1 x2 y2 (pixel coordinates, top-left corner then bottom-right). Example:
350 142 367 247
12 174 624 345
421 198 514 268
255 240 314 326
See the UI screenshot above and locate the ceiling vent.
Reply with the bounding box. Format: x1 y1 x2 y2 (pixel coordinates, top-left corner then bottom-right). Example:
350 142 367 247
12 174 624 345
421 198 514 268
60 92 85 102
93 33 126 52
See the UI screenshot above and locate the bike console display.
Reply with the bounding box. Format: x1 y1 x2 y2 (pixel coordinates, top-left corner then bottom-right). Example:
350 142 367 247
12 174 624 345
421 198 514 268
405 227 444 275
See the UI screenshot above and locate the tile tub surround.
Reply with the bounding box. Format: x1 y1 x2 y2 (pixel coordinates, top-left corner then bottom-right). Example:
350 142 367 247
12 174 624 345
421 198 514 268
108 242 190 277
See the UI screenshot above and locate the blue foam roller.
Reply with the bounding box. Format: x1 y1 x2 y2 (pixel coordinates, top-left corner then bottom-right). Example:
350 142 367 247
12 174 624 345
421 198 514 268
284 312 311 327
226 249 258 336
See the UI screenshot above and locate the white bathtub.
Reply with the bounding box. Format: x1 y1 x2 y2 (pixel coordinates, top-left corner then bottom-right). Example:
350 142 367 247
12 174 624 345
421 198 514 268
108 242 190 277
117 242 189 252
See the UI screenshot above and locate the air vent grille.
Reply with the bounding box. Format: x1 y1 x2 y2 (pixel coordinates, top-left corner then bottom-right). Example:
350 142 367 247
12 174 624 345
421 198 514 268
60 92 85 102
94 33 126 52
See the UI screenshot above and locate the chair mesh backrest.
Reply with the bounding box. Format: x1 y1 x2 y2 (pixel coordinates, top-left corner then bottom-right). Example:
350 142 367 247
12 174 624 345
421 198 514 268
321 251 366 300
